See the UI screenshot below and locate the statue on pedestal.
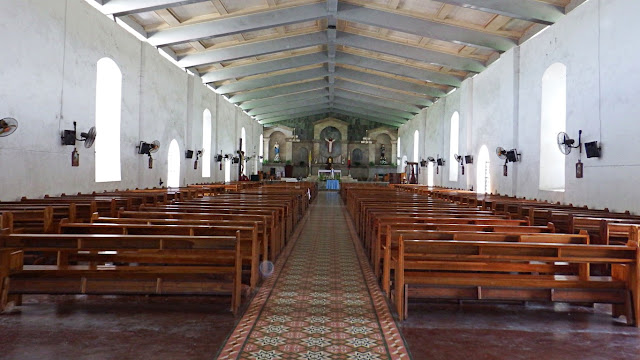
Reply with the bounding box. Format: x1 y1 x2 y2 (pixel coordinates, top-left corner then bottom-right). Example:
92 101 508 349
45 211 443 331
380 144 388 165
273 141 280 162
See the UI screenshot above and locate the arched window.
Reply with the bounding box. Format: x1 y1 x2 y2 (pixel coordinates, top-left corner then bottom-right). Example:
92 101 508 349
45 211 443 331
413 130 419 162
258 133 264 174
202 109 212 177
476 145 490 194
95 57 122 182
167 139 180 188
241 127 247 175
427 162 434 187
259 134 264 159
539 63 567 191
397 137 401 171
449 112 460 182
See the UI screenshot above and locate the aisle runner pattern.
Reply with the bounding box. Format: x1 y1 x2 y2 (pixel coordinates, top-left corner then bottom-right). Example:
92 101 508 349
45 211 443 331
217 192 410 360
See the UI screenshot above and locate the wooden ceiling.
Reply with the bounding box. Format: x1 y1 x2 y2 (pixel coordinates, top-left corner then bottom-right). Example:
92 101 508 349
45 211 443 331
90 0 575 127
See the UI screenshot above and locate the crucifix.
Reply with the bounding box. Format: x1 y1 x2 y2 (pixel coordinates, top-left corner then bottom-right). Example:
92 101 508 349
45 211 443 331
325 137 335 154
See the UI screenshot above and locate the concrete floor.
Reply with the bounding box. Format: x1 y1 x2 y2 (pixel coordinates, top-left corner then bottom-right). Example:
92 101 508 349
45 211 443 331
401 302 640 360
0 295 237 360
3 292 639 359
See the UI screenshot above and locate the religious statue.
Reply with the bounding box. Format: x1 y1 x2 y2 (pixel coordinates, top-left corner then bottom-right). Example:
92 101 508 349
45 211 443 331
273 141 280 162
325 137 335 154
379 143 388 165
239 150 245 175
325 156 333 170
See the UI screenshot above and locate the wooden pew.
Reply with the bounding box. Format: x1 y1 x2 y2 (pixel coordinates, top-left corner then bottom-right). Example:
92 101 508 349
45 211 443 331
91 216 270 261
59 221 261 290
117 210 280 260
0 232 244 315
380 230 590 296
606 224 640 245
571 216 640 245
393 238 639 325
0 207 54 233
369 217 543 272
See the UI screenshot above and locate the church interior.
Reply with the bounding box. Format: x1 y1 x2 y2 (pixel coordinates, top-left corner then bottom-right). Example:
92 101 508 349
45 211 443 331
1 0 640 359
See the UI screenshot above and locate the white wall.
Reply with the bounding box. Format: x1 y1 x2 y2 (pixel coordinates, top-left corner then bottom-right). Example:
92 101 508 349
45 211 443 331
399 0 640 213
0 0 261 200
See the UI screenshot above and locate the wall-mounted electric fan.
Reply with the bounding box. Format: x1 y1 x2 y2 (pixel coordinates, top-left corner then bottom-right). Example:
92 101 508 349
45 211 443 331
138 140 160 155
496 147 508 160
0 117 18 137
496 146 521 177
61 122 96 148
138 140 160 169
557 130 581 155
454 154 463 164
496 147 521 163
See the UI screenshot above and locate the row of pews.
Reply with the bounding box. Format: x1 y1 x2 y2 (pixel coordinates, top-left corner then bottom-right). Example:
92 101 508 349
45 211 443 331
341 184 640 326
1 182 316 315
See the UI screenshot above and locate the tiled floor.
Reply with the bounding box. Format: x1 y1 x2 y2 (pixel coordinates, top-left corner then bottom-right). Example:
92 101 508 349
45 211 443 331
217 191 409 359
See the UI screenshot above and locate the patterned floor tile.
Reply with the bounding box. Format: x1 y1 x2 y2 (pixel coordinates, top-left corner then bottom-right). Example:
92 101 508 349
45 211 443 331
216 192 411 359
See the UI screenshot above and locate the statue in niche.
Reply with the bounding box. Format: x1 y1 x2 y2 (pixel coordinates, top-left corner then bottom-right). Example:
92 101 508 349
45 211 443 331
325 137 335 154
380 143 388 165
274 141 280 162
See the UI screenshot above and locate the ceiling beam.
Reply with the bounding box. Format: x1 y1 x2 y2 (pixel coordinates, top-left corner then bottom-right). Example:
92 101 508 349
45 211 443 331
229 79 327 103
334 89 422 113
337 33 485 73
337 3 516 52
334 67 446 97
436 0 564 26
259 110 330 125
333 79 431 107
178 32 327 68
259 110 328 122
255 104 330 121
327 0 338 104
331 104 407 125
98 0 208 16
248 97 330 116
240 89 330 110
336 52 464 87
201 52 327 83
215 68 329 95
330 108 404 127
147 3 327 46
333 98 413 119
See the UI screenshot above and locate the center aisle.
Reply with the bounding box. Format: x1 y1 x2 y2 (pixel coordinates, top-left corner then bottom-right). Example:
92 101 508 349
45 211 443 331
217 192 411 359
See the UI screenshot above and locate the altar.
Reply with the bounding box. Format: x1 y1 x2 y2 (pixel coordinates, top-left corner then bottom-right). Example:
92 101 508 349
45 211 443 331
262 118 398 181
318 169 341 179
